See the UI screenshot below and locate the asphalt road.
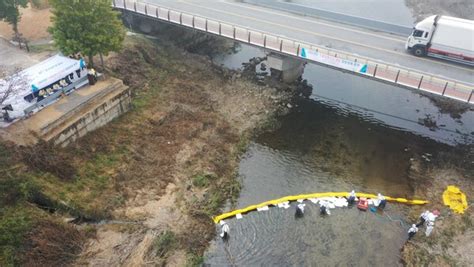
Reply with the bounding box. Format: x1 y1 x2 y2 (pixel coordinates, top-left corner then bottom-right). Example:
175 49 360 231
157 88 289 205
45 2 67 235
142 0 473 85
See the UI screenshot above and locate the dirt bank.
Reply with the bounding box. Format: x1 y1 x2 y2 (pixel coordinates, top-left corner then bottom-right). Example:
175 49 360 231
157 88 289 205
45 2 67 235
74 35 296 266
0 5 298 264
401 145 474 266
0 5 51 41
0 33 296 265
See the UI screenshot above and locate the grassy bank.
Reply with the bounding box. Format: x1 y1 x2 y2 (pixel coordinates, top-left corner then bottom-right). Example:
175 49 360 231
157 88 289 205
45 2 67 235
0 143 86 266
0 34 294 265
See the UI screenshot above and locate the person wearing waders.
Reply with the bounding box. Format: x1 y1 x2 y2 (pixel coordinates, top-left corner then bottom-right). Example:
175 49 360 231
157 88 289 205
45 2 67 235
377 193 386 210
220 221 230 240
295 203 305 218
425 221 434 236
408 224 418 240
416 210 430 227
320 201 331 216
347 190 356 205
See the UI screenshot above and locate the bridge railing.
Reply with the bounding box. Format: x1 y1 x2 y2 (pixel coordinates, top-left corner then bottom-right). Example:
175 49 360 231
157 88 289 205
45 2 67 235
113 0 474 104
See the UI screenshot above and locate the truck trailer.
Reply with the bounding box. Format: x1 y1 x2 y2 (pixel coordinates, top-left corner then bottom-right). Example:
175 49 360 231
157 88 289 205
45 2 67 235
405 15 474 66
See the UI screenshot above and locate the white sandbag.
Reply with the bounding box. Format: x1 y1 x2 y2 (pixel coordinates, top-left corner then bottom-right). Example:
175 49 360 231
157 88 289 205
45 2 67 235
277 201 290 209
257 206 269 211
334 197 348 207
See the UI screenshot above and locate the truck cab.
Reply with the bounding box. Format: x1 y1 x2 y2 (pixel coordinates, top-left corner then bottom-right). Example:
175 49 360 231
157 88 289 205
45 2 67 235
406 15 437 56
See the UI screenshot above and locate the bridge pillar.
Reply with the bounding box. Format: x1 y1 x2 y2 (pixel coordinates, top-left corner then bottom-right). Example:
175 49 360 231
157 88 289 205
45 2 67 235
266 54 305 83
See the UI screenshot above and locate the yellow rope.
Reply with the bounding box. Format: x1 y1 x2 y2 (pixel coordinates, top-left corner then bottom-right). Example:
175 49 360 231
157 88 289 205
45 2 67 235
213 192 428 224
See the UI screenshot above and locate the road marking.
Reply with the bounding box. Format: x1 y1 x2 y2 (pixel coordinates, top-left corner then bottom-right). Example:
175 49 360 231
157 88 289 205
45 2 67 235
221 0 406 43
179 0 474 74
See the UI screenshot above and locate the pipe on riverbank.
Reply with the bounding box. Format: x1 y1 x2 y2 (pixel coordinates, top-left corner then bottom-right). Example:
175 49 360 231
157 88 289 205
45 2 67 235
213 192 428 223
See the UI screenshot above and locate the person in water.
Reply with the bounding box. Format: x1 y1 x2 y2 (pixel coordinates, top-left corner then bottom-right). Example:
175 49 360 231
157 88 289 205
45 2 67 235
220 221 230 240
320 201 331 216
408 224 418 240
347 190 356 205
377 193 387 210
295 203 305 218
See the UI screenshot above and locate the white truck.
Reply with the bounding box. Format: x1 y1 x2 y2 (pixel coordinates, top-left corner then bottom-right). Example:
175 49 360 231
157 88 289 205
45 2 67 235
405 15 474 66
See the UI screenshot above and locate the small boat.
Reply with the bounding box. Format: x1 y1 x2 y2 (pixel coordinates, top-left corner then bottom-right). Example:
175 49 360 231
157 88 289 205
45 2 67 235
357 198 369 211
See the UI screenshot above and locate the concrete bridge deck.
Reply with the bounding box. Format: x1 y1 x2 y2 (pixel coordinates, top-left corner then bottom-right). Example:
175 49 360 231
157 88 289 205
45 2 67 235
114 0 474 104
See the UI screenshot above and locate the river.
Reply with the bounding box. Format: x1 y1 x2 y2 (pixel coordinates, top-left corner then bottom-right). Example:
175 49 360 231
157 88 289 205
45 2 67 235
203 42 473 265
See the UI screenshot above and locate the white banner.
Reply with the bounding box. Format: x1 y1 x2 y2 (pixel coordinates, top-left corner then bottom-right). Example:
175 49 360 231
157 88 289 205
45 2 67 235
300 47 367 73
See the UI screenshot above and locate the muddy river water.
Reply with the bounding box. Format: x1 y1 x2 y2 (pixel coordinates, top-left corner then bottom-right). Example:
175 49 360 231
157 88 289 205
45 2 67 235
202 42 474 266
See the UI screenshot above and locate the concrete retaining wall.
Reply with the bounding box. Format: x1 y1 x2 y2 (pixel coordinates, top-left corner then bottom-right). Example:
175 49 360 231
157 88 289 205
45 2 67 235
48 80 131 146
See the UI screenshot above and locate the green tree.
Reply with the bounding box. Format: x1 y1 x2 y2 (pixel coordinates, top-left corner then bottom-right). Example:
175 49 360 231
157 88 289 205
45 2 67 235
48 0 125 67
0 0 29 38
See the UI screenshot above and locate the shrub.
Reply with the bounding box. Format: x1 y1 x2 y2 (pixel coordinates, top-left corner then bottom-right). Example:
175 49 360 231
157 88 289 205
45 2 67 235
83 225 97 239
204 191 222 216
0 143 15 167
154 230 176 257
30 0 50 9
0 208 32 266
22 220 85 266
192 173 217 188
192 174 209 187
186 253 204 267
0 176 38 206
20 140 76 181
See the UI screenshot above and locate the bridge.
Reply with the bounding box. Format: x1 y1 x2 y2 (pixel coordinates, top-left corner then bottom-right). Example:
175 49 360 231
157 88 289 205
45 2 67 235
112 0 474 104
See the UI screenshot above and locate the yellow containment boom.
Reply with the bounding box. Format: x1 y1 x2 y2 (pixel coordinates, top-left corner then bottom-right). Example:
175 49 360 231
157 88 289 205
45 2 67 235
442 185 468 214
213 192 428 224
